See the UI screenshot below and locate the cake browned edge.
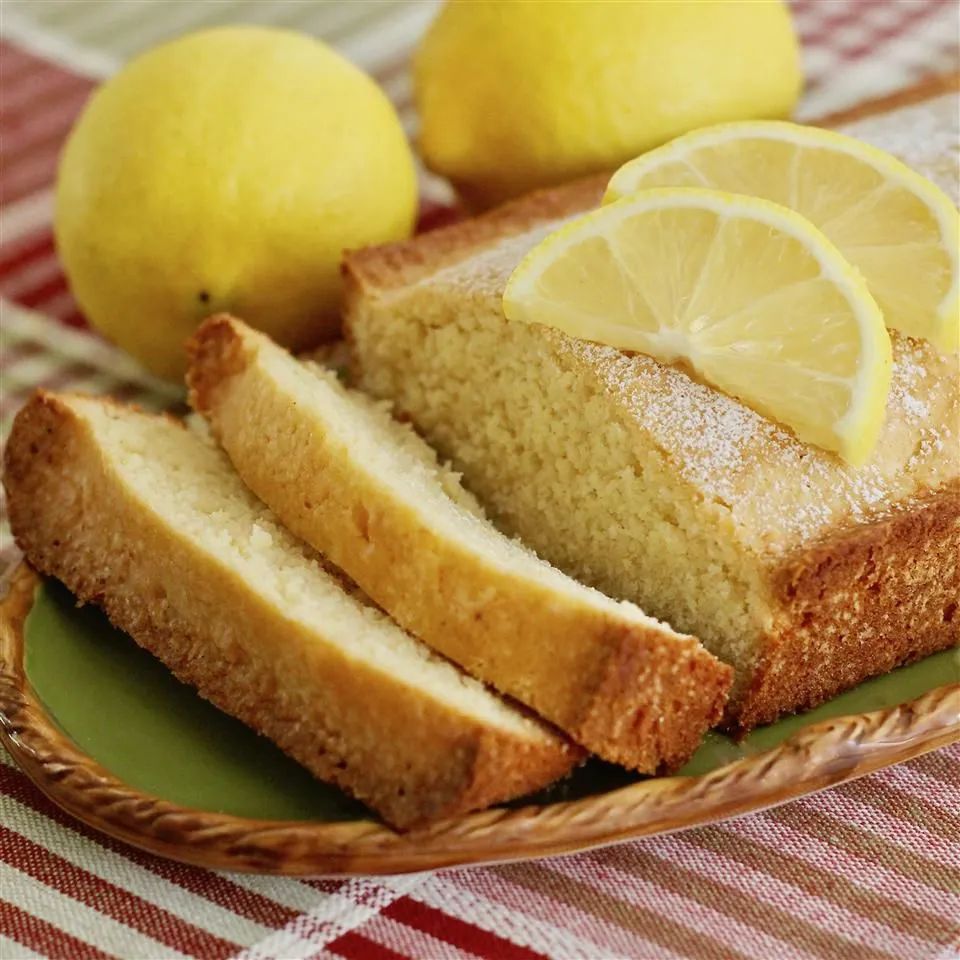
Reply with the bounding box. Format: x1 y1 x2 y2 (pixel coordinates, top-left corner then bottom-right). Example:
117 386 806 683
3 391 581 829
187 315 732 773
742 485 960 730
344 74 960 292
341 74 960 733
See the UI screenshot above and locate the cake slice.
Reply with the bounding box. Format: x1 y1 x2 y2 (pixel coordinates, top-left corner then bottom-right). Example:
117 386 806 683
3 392 580 828
187 315 732 772
344 76 960 731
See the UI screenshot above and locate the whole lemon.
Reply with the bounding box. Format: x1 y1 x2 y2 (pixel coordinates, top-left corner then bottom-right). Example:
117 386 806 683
415 1 802 209
56 27 417 379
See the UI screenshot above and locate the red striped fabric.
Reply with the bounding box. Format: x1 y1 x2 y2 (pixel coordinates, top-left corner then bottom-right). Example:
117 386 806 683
327 930 410 960
382 897 548 960
0 765 300 937
834 0 947 61
0 826 242 958
0 42 94 207
1 2 959 958
0 901 114 960
0 230 55 276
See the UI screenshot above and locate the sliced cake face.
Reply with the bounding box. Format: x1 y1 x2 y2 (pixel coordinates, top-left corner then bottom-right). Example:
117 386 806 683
3 392 578 827
348 265 774 697
187 316 732 773
204 319 670 623
67 397 544 731
345 84 960 726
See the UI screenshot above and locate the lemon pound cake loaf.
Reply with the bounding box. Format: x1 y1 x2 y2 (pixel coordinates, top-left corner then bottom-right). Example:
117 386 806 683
344 78 960 731
3 392 580 828
188 315 731 772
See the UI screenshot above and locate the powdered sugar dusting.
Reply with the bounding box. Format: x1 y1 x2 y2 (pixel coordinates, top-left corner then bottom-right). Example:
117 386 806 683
559 333 956 550
551 327 956 550
838 93 960 203
427 220 575 300
424 94 960 551
901 393 930 420
890 345 931 422
564 336 765 502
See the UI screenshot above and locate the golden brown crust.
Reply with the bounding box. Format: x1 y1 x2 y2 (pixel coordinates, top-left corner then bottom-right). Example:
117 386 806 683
4 560 956 874
736 483 960 731
188 315 731 772
343 74 960 301
344 174 606 295
344 80 960 296
3 391 579 829
342 75 960 732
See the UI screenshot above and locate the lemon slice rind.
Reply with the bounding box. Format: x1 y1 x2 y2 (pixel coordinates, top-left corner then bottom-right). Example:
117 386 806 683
604 121 959 354
504 187 892 466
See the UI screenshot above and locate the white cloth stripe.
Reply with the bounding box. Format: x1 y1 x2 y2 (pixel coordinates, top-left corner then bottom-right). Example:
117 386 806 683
238 875 424 960
276 0 390 37
218 875 335 916
1 354 89 394
0 191 54 245
0 932 45 959
797 789 960 858
61 0 175 52
380 68 412 107
744 811 960 922
252 0 404 40
336 2 438 74
0 860 177 959
798 4 959 118
547 852 820 960
0 8 119 78
320 1 410 40
1 795 274 950
0 302 182 401
874 759 960 817
25 0 113 31
934 939 960 960
360 913 481 960
236 927 323 960
86 0 229 57
1 0 437 91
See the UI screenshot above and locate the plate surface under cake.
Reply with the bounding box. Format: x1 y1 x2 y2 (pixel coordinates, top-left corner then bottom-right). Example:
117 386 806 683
2 564 956 873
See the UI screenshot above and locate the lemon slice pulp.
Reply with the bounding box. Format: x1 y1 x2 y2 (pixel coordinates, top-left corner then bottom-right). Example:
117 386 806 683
605 121 959 353
503 188 893 466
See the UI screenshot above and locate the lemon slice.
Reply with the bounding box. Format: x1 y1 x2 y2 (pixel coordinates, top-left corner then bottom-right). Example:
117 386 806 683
605 121 959 353
503 188 892 465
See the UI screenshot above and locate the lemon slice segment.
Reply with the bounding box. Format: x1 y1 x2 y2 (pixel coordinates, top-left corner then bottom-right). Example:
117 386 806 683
605 121 959 354
503 188 892 465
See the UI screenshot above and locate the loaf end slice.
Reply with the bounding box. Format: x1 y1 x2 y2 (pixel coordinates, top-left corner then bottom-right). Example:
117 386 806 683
188 315 732 772
3 391 581 829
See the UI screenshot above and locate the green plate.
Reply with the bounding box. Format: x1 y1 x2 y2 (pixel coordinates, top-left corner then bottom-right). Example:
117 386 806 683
24 577 960 823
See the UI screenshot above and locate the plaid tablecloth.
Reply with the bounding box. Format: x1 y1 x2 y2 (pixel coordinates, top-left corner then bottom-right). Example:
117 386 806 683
1 2 959 958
